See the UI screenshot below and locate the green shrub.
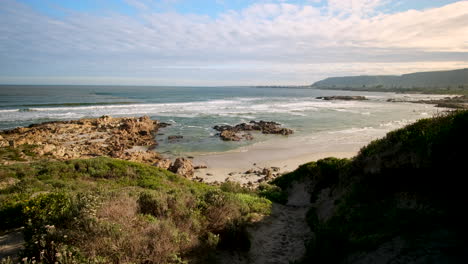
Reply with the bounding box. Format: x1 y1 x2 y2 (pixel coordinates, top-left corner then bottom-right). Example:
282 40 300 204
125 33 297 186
258 183 287 204
137 191 169 217
0 157 273 263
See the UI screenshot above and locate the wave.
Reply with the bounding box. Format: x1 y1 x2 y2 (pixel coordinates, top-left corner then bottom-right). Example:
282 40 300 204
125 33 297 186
0 109 19 113
19 101 138 107
18 108 37 112
0 96 408 125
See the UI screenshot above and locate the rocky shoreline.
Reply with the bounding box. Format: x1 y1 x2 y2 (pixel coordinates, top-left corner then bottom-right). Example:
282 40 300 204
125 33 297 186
0 115 163 163
0 116 201 179
0 116 291 185
387 95 468 109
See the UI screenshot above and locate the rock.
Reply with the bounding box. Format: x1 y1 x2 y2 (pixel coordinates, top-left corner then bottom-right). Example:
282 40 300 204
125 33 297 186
0 116 162 165
126 151 161 164
194 165 208 169
159 122 171 128
228 172 236 176
169 158 194 178
214 120 293 141
167 135 183 142
316 96 367 101
154 159 172 170
194 176 204 182
220 130 241 141
0 135 7 147
206 173 213 176
245 169 255 174
243 133 254 140
42 144 56 154
262 168 272 176
271 167 281 172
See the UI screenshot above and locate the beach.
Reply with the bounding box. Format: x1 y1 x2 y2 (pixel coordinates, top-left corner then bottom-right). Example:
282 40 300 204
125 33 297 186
192 125 398 184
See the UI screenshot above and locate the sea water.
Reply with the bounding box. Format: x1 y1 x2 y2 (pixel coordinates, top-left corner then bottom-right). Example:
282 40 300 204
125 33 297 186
0 85 447 155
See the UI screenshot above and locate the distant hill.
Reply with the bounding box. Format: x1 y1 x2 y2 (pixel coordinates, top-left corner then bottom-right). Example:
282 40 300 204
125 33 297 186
312 68 468 92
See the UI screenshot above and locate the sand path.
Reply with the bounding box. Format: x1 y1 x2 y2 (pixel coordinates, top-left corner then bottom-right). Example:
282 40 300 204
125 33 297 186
219 182 312 264
0 228 24 261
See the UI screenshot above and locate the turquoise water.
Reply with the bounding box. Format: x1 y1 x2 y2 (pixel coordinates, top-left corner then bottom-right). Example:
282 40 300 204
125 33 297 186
0 85 445 155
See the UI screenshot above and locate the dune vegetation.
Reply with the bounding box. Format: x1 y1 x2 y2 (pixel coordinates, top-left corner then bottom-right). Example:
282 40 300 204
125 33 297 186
264 110 468 263
0 158 271 263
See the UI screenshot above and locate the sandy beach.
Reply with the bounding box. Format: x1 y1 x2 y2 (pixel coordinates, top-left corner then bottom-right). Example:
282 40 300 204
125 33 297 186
192 126 391 184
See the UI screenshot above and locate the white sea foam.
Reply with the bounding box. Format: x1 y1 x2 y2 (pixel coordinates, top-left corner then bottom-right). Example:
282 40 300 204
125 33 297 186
1 96 389 123
0 109 19 113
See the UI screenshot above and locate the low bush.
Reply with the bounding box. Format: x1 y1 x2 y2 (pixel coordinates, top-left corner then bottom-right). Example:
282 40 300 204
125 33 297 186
0 157 271 263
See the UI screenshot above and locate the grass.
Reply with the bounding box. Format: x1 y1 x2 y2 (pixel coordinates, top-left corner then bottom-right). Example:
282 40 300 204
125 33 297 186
0 144 38 162
0 157 271 263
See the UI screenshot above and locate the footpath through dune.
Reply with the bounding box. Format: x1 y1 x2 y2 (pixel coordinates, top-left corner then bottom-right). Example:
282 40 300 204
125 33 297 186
219 182 312 264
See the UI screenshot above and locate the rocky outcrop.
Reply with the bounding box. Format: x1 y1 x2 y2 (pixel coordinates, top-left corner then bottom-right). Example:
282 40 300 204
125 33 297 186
167 135 183 142
316 96 367 101
387 95 468 109
214 121 293 141
168 158 194 178
0 116 164 164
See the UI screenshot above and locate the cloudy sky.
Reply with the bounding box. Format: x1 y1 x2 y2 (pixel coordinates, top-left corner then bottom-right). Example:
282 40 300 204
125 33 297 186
1 0 467 85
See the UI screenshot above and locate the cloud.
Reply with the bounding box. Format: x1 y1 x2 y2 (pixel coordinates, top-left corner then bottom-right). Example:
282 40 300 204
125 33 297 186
0 0 467 85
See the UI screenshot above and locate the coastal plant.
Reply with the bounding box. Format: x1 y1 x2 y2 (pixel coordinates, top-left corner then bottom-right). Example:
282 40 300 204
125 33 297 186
219 181 254 194
289 110 468 263
0 157 273 263
0 144 38 162
257 183 285 203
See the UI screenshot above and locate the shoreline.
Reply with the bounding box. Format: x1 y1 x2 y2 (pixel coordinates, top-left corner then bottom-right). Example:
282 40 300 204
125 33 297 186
191 126 394 185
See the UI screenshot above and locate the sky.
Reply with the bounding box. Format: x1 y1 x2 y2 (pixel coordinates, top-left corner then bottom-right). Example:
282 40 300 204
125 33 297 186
0 0 467 86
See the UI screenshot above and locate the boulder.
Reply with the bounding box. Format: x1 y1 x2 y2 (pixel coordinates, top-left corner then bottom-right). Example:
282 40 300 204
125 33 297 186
167 135 183 142
169 158 194 178
220 130 241 141
154 159 172 170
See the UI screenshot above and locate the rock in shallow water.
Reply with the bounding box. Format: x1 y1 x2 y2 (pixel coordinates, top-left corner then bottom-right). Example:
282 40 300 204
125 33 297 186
316 96 367 101
214 120 293 141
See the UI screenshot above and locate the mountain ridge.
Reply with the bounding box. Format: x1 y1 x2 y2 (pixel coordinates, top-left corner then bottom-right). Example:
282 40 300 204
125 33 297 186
312 68 468 90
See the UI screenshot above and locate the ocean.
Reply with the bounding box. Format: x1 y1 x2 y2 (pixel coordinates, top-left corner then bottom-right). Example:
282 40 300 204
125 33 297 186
0 85 447 156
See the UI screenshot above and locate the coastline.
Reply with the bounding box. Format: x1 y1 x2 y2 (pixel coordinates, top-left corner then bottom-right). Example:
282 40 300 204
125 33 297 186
191 125 396 185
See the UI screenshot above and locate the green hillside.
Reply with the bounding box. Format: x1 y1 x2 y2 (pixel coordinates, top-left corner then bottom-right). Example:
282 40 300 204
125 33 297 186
269 110 468 263
312 68 468 93
0 158 271 263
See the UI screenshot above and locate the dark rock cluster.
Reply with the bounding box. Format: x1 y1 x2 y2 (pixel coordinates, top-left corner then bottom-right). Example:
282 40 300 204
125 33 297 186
213 121 294 141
